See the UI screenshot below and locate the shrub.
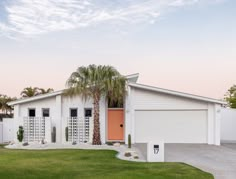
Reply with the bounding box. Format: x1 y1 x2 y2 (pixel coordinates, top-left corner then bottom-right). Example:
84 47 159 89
124 152 132 157
128 134 131 148
41 139 45 144
22 142 29 146
106 142 113 146
17 126 24 142
51 126 56 143
65 127 68 142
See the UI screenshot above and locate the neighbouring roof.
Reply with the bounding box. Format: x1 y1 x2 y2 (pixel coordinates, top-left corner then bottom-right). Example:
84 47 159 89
128 82 227 105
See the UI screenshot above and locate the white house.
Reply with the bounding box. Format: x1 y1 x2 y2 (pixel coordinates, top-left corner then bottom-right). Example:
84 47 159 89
8 74 226 146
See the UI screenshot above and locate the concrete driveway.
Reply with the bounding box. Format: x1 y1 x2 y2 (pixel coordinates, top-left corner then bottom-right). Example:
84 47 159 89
165 143 236 179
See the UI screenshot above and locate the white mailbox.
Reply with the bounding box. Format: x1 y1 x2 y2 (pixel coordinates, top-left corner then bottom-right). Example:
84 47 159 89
147 141 164 162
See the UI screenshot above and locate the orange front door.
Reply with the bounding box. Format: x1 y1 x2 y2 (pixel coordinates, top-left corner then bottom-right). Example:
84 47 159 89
108 109 124 141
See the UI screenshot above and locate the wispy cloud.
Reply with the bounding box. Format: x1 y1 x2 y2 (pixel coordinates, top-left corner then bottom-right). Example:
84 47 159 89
0 0 221 38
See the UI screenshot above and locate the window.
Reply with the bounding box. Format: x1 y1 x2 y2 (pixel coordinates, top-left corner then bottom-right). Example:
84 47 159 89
42 108 50 117
85 108 92 117
70 108 78 118
29 108 36 117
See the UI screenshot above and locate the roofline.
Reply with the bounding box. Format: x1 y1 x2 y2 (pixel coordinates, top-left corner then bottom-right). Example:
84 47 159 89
125 73 139 79
8 90 63 106
8 73 139 106
8 78 226 106
128 82 227 105
125 73 139 83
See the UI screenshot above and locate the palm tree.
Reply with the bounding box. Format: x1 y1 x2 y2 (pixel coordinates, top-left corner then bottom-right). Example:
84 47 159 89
21 87 39 98
0 95 16 114
8 96 17 115
39 88 54 94
64 65 127 145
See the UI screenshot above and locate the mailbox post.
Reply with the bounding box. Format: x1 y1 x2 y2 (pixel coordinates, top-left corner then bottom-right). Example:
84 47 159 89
147 141 164 162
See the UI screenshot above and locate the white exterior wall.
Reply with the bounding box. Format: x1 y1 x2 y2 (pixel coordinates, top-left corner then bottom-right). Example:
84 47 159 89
125 87 221 145
62 95 92 143
55 95 62 143
18 97 57 119
14 97 56 143
125 86 135 144
13 94 107 144
207 103 221 145
99 97 106 144
214 104 221 145
221 108 236 142
61 95 106 144
132 88 208 110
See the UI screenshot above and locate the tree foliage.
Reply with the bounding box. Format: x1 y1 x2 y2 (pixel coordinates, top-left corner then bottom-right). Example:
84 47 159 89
39 88 54 94
21 87 54 98
0 94 16 114
21 87 40 97
225 85 236 108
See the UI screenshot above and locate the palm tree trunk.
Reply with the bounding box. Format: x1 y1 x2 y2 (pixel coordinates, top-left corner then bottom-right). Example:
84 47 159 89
92 92 102 145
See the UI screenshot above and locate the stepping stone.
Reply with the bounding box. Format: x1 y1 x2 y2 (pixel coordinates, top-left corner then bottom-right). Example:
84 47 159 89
113 143 120 147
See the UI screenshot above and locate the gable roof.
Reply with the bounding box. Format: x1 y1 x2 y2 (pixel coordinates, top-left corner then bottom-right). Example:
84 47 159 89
128 82 226 105
126 73 139 83
8 74 140 106
8 90 63 106
8 74 226 106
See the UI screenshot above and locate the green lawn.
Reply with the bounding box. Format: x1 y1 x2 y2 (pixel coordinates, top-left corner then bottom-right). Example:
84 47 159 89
0 145 213 179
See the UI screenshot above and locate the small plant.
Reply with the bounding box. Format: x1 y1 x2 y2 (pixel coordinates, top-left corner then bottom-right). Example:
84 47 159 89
106 142 113 146
51 126 56 143
22 142 29 146
17 126 24 142
124 152 132 157
41 139 45 144
128 134 131 148
65 127 68 142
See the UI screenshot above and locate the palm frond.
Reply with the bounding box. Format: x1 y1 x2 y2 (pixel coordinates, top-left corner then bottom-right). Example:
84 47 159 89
64 65 127 103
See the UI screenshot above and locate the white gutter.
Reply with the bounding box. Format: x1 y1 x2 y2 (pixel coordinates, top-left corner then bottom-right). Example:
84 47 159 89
8 90 63 106
128 82 226 105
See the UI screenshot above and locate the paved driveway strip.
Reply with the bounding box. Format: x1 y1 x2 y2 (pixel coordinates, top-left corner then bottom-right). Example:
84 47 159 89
165 144 236 179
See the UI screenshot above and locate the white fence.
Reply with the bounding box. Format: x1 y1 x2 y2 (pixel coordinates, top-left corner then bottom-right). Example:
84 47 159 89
0 123 2 143
0 118 14 144
221 108 236 143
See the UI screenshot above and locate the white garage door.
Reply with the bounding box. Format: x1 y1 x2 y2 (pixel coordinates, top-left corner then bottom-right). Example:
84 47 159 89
135 110 207 143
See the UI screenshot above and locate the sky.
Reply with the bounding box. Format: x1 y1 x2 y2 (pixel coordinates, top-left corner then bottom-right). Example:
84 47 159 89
0 0 235 99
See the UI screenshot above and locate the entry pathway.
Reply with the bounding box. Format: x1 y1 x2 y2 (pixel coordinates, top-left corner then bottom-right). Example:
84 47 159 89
165 143 236 179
